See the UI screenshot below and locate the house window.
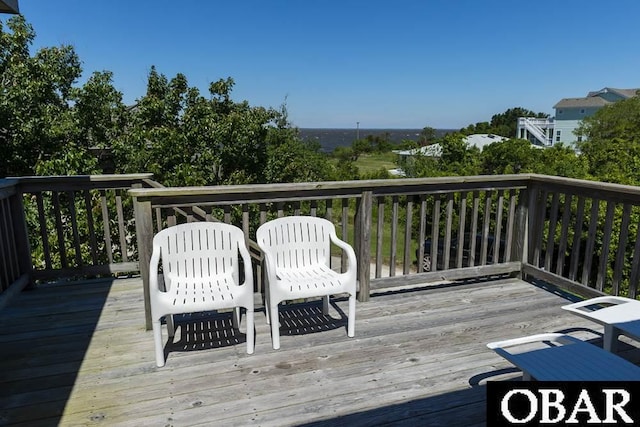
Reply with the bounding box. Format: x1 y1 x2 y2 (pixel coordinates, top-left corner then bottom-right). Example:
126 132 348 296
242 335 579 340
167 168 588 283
580 109 585 114
558 109 563 114
556 130 561 136
556 136 561 142
577 136 583 142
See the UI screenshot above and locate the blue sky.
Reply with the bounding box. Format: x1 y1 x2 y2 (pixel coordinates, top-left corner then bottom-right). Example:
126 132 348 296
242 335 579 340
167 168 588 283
12 1 640 129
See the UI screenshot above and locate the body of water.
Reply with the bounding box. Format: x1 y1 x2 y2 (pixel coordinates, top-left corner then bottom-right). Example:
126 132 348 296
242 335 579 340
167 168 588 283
299 128 454 152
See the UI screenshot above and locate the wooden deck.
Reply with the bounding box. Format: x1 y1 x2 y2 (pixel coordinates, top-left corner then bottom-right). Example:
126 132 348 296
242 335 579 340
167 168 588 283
1 276 637 426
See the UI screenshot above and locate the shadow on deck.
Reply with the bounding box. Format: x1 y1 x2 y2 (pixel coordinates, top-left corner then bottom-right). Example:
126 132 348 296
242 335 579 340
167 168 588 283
1 276 637 426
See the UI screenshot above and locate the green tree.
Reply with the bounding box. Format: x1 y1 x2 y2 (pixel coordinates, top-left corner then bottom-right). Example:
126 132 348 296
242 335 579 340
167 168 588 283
531 144 587 178
460 107 548 138
0 16 84 177
480 138 535 174
577 96 640 185
418 126 437 145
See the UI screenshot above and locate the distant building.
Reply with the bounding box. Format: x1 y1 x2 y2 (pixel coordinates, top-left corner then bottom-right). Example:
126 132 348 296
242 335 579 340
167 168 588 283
517 87 639 147
390 134 509 176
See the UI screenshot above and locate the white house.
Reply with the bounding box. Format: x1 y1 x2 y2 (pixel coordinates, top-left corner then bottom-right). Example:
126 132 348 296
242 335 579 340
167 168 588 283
517 87 639 147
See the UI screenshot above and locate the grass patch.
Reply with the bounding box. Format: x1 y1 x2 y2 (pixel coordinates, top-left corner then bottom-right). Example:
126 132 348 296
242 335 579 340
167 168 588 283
354 152 398 174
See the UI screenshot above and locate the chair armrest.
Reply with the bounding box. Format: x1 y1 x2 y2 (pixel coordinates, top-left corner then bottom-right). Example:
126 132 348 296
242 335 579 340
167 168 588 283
329 231 357 270
487 333 579 351
562 296 637 312
238 241 254 289
149 245 161 292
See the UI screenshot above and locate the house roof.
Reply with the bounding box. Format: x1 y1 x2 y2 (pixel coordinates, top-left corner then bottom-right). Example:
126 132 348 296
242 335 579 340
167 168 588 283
0 0 19 14
587 87 639 98
554 87 640 109
553 97 610 108
463 133 508 150
392 144 443 157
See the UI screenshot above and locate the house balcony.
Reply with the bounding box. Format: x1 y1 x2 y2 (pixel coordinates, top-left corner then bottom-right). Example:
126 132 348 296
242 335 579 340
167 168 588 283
1 174 640 425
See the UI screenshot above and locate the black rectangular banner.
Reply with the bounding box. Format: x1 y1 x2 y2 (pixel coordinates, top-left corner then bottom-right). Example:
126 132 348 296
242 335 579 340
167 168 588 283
487 381 640 426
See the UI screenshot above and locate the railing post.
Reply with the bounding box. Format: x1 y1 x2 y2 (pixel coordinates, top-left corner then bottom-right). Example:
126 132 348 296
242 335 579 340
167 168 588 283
133 195 154 330
355 191 372 302
10 184 34 289
511 188 529 278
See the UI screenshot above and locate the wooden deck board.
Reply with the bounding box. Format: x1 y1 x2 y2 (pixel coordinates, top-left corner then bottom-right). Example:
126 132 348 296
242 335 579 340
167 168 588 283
0 276 633 426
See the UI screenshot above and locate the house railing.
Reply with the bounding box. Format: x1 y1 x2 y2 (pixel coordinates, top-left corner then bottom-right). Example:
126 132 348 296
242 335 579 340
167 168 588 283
0 179 31 309
8 174 153 286
524 174 640 299
3 173 640 329
130 175 532 328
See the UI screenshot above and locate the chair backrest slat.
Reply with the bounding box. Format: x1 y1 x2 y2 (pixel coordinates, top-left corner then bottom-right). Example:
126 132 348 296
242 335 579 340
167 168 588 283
154 222 241 281
257 216 333 269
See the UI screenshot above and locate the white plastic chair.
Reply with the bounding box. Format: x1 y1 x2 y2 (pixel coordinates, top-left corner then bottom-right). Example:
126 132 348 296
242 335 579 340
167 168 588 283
149 222 254 367
256 216 356 349
562 296 640 352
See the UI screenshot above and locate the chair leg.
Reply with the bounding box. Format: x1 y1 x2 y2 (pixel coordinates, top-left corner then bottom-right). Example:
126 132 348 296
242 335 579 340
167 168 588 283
347 294 356 338
246 307 255 354
152 319 165 367
233 307 241 329
270 303 280 350
265 283 271 325
322 295 330 315
166 314 175 338
604 325 619 352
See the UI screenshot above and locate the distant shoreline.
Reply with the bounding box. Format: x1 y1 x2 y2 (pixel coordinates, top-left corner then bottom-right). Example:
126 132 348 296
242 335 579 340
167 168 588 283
299 128 456 152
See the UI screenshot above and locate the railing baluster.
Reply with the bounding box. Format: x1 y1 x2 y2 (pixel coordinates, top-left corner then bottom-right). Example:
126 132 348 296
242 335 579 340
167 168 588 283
0 199 13 287
469 191 479 267
442 193 453 270
376 197 385 278
84 190 99 265
341 198 349 273
456 193 467 268
431 194 441 272
67 191 83 267
116 189 128 263
403 196 413 275
568 197 585 281
418 195 427 272
52 191 68 269
545 192 559 271
390 196 398 276
612 204 632 296
480 191 491 265
100 190 114 264
35 192 52 270
596 201 616 292
504 190 516 263
555 194 572 276
629 218 640 299
581 199 600 287
494 190 504 263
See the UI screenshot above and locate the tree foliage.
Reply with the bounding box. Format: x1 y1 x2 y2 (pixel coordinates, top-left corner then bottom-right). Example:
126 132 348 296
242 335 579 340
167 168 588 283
460 107 548 138
0 16 331 185
577 96 640 185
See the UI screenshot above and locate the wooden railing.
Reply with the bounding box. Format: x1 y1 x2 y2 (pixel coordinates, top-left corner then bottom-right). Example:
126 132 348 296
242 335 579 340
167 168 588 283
4 173 640 326
524 174 640 300
130 175 531 328
14 174 153 282
0 179 31 309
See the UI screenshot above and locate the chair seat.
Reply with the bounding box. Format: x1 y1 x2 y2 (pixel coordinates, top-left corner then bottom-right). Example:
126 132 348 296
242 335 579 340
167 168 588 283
163 275 241 310
276 265 349 297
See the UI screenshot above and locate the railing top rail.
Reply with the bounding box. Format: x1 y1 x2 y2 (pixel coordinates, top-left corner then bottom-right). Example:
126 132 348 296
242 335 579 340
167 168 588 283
528 174 640 202
0 179 18 199
129 175 532 203
15 173 154 192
